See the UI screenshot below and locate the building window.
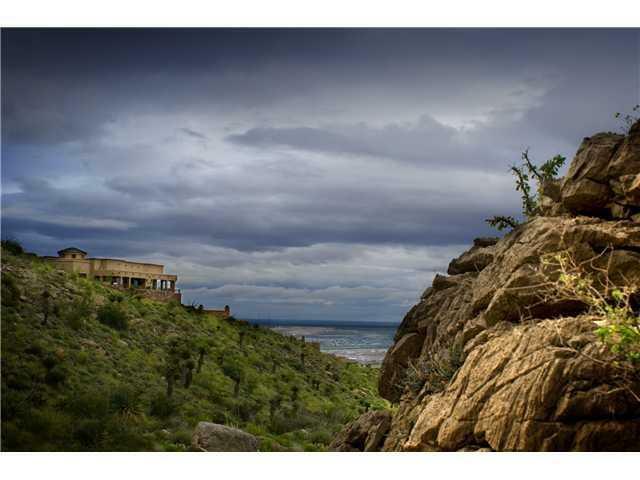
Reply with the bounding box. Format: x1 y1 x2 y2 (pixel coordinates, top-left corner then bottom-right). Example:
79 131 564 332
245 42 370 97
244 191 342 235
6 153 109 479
72 254 77 259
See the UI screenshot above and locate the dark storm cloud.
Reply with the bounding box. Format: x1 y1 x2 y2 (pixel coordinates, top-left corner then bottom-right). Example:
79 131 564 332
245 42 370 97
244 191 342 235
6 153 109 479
225 116 468 166
2 28 638 321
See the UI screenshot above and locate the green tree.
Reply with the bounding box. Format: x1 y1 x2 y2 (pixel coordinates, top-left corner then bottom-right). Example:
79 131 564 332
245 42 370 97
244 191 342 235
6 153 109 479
222 356 245 397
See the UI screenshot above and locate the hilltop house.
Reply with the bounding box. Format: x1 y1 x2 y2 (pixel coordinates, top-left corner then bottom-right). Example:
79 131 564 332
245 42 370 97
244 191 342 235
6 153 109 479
43 247 181 303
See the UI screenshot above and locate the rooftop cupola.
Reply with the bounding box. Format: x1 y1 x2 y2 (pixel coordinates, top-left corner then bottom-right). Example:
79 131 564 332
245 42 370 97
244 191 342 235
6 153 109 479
57 247 88 259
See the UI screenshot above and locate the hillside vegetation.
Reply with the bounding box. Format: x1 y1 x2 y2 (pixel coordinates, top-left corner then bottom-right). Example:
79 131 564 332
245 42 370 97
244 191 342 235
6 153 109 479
1 247 387 451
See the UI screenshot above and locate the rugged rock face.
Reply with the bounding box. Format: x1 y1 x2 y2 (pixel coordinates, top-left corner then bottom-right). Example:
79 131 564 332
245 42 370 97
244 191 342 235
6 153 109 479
335 121 640 452
192 422 260 451
330 410 392 451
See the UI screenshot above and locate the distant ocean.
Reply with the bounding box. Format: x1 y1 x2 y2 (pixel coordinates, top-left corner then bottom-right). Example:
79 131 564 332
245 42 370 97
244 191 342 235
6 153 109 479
249 319 398 365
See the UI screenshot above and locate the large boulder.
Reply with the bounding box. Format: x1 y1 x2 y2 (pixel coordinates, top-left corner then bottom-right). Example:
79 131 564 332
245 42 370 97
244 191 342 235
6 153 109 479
558 122 640 219
609 120 640 178
330 410 392 451
191 422 260 452
403 317 640 452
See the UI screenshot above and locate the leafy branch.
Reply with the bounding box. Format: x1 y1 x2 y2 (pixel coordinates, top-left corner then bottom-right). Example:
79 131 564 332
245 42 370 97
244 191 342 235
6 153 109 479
615 105 640 134
486 149 566 231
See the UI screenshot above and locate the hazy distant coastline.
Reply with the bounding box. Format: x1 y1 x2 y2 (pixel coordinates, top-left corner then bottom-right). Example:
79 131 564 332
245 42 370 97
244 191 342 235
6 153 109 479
249 319 397 365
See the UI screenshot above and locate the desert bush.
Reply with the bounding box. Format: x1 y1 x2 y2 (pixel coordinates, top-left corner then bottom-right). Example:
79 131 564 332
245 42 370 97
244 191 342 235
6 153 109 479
222 356 246 397
100 416 153 451
22 408 74 448
1 238 24 256
540 250 640 365
486 149 565 231
74 419 106 449
1 273 20 307
110 386 142 418
404 344 463 394
149 393 177 418
44 365 68 386
269 407 318 434
65 390 111 418
97 303 128 330
615 105 640 133
309 428 333 445
235 398 261 422
42 353 60 370
63 296 92 330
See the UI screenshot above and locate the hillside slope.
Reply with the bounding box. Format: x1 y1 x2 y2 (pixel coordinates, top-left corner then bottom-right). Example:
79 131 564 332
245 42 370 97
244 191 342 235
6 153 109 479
1 251 387 451
333 122 640 452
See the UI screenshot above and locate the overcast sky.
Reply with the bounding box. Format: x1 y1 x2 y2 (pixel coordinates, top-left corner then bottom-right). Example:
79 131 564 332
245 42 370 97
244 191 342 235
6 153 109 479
2 29 639 322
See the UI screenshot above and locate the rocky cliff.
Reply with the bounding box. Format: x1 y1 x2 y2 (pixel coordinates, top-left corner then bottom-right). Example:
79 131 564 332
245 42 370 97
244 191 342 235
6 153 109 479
332 121 640 452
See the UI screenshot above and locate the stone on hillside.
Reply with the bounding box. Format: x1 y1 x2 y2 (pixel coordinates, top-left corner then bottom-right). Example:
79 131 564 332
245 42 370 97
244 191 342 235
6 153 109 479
620 173 640 204
447 245 495 275
609 120 640 178
191 422 259 452
561 178 612 215
538 178 568 216
330 410 392 452
558 131 625 215
564 132 624 183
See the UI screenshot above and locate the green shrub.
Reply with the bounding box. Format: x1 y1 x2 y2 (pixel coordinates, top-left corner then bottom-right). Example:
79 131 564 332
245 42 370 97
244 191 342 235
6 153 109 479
235 398 261 422
44 365 68 386
541 251 640 365
486 149 565 231
97 303 128 330
23 408 74 447
615 105 640 133
1 273 20 307
42 353 59 370
63 297 92 330
65 390 111 418
74 419 106 448
404 344 463 394
309 428 333 445
169 428 192 447
100 416 153 451
109 386 142 417
1 238 24 256
149 394 177 418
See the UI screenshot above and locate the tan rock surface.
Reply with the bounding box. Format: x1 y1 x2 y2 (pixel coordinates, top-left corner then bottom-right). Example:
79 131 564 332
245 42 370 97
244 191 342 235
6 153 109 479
344 121 640 452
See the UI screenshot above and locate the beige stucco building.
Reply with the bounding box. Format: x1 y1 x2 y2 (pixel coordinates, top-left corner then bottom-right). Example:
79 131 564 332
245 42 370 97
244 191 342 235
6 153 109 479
43 247 181 302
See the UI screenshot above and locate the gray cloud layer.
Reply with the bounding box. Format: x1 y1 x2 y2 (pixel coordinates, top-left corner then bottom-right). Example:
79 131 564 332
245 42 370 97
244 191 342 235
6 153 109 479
2 29 639 321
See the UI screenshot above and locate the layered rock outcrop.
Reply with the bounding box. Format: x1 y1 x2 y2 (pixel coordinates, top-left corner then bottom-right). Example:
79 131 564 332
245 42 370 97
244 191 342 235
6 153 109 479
335 121 640 452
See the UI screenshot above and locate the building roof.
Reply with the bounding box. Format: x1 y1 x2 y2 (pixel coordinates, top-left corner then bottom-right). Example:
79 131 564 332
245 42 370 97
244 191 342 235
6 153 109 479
58 247 88 256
